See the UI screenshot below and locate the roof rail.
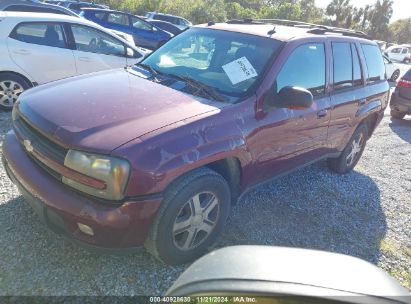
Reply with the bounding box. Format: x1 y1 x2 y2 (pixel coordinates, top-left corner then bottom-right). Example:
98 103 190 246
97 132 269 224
307 27 370 39
226 19 265 25
226 18 371 39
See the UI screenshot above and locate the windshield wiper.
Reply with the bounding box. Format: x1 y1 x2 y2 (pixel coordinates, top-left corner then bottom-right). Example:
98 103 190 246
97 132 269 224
164 74 226 102
137 63 160 81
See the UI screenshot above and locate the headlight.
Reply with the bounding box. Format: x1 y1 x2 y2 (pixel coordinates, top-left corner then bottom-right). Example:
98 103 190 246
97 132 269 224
62 150 130 200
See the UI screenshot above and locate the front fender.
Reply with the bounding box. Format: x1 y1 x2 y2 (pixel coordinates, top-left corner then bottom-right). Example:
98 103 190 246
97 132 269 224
112 109 252 197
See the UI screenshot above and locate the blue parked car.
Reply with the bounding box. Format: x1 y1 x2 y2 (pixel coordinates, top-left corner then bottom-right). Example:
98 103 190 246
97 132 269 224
146 19 183 36
80 8 173 49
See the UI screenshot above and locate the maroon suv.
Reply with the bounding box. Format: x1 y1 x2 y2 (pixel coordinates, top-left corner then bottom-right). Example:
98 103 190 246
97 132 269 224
2 20 389 264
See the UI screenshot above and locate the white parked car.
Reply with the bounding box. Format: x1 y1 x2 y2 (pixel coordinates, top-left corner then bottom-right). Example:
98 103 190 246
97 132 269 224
384 45 411 64
0 11 147 110
383 55 401 81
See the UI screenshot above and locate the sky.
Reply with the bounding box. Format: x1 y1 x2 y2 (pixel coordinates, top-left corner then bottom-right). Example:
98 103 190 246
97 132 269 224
315 0 411 22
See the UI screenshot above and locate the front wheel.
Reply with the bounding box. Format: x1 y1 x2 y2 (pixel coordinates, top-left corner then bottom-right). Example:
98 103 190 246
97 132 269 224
327 124 368 174
0 73 31 111
145 167 231 265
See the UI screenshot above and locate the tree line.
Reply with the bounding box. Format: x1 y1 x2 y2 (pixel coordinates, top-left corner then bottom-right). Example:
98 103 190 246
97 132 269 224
99 0 410 44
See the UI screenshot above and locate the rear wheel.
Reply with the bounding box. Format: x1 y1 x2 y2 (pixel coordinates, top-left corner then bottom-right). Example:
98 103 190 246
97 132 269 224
404 58 410 64
327 124 368 174
390 110 405 119
0 73 31 111
145 167 231 265
391 69 400 81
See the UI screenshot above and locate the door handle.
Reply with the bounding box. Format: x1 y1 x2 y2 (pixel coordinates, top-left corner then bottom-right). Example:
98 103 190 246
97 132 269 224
359 98 367 106
78 57 92 62
317 109 328 118
13 49 30 55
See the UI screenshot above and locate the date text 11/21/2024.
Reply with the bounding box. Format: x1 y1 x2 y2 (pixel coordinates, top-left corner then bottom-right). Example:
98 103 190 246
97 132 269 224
149 296 258 303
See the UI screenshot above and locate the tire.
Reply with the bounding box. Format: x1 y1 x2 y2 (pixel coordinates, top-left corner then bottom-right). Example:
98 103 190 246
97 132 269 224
404 58 410 64
0 73 31 111
145 167 231 265
327 124 368 174
391 69 400 81
390 110 405 119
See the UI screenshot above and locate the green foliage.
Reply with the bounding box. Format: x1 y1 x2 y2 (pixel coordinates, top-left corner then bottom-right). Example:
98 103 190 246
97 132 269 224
367 0 394 41
225 2 259 20
189 0 227 23
259 3 302 21
389 18 411 44
97 0 405 43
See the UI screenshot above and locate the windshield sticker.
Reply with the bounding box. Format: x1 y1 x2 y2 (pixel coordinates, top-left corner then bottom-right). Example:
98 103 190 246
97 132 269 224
222 57 258 85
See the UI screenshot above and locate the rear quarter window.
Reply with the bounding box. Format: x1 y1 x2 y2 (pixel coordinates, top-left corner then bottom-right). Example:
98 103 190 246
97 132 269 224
10 23 65 48
361 44 385 83
404 69 411 80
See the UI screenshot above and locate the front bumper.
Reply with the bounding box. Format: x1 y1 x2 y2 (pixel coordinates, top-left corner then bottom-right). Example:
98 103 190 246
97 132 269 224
390 91 411 113
2 130 162 250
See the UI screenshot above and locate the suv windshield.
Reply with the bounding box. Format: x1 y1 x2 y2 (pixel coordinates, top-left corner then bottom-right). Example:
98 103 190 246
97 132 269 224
139 28 283 102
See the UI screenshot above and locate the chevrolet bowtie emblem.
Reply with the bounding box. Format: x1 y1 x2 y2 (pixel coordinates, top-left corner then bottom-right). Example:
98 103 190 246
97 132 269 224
23 139 34 153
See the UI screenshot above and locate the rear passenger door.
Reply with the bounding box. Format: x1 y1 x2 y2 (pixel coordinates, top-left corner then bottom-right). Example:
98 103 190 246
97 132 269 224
129 16 157 49
7 22 76 84
68 24 128 75
328 41 367 151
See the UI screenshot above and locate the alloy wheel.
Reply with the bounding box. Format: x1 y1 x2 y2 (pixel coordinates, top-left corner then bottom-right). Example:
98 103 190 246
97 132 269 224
173 191 220 251
391 70 400 81
0 80 24 108
346 133 364 167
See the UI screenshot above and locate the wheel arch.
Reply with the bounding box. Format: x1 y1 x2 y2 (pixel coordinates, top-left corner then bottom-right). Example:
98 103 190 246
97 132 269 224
205 156 242 204
0 71 35 87
363 112 379 138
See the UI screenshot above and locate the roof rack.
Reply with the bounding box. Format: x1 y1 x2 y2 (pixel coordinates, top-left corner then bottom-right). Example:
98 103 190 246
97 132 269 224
226 18 371 39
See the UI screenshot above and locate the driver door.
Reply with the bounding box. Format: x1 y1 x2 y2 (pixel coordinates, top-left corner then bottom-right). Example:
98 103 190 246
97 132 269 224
68 24 128 75
249 42 331 183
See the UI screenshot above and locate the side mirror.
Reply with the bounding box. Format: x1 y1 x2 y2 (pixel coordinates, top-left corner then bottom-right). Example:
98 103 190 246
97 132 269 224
126 47 134 58
276 86 314 109
166 246 410 303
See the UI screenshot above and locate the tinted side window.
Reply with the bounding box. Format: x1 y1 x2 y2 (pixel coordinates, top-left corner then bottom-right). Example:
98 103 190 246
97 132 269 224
332 42 352 91
352 44 363 87
402 48 408 54
277 43 326 97
131 16 152 31
107 13 129 26
94 12 106 20
71 25 125 56
391 48 401 54
404 69 411 80
10 23 65 48
361 44 385 83
68 3 85 10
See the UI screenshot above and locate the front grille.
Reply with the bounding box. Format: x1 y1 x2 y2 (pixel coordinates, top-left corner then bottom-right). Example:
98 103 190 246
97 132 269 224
13 114 68 179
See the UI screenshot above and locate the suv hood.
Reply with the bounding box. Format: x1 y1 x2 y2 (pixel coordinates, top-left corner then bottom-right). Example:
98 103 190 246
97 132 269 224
17 69 223 153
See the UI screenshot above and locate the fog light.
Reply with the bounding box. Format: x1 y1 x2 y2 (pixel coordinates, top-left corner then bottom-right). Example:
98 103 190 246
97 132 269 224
77 223 94 236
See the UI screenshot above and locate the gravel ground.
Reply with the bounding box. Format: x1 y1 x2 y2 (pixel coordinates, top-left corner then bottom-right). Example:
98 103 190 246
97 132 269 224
0 89 410 295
